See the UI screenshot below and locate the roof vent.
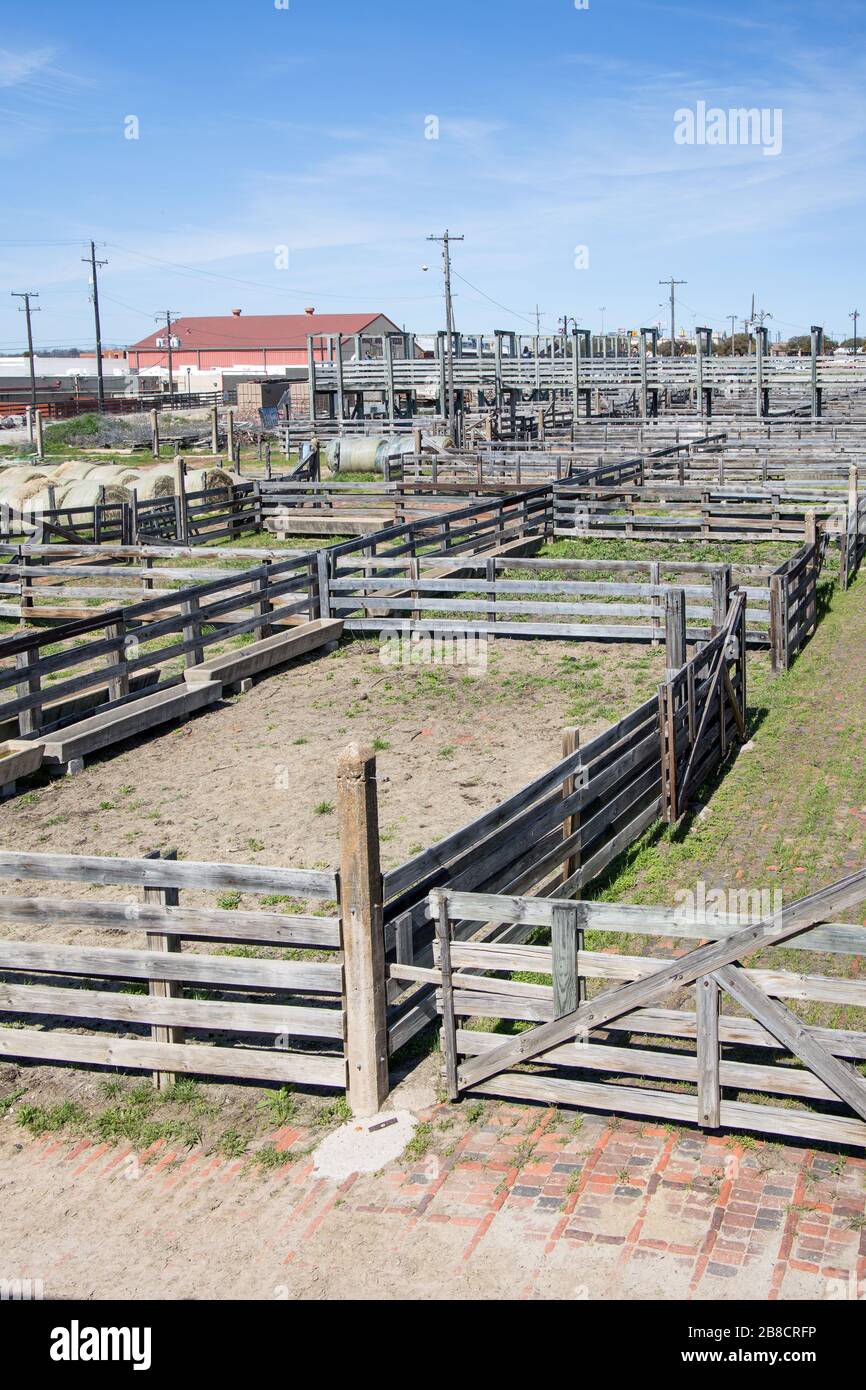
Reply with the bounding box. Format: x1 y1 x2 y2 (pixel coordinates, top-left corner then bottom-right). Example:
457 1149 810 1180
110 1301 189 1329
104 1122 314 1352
231 308 242 316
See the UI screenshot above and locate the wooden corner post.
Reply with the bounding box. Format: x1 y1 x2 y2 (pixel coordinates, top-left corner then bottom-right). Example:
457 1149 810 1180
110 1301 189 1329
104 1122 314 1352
337 742 389 1117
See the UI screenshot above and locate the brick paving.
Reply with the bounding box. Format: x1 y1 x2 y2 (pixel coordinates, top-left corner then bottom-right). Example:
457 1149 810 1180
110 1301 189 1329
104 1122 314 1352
3 1100 865 1299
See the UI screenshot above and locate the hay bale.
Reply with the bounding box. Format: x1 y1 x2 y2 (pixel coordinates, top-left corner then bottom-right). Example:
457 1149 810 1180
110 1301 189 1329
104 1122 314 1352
186 467 233 496
57 480 131 511
47 461 101 483
132 469 178 500
0 466 47 489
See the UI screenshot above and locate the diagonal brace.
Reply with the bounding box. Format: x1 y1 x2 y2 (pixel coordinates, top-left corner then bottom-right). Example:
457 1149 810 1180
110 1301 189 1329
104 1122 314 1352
714 963 866 1124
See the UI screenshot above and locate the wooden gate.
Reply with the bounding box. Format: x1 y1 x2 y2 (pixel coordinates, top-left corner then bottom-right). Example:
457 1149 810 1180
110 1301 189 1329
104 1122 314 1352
427 871 866 1151
657 589 746 822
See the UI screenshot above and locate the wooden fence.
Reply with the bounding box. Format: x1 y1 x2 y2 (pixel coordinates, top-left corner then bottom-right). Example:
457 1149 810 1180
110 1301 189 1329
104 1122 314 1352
0 551 317 746
0 849 345 1091
383 595 748 1054
769 534 828 672
327 550 769 649
0 742 395 1116
426 872 866 1152
553 483 834 544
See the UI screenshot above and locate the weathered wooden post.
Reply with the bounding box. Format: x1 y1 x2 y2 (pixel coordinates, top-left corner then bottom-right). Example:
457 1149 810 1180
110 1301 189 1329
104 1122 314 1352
664 588 686 679
144 848 182 1091
211 405 219 454
150 408 160 459
34 409 44 460
174 457 189 543
227 407 236 466
710 564 732 637
697 975 721 1129
337 743 389 1117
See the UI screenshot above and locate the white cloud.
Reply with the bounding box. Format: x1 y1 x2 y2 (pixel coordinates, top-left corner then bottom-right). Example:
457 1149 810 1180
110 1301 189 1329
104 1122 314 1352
0 47 55 89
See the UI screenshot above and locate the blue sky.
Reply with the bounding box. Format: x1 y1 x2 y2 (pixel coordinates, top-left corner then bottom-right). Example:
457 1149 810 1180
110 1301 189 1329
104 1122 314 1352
2 0 866 350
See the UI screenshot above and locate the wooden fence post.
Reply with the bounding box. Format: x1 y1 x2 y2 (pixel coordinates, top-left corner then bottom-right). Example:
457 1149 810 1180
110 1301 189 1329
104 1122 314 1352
696 975 721 1128
769 573 786 674
664 588 686 679
211 405 219 454
252 560 273 639
151 408 160 459
105 616 131 703
144 848 182 1091
337 742 389 1117
181 595 204 668
15 648 42 738
174 458 189 543
551 902 581 1019
316 549 332 620
710 565 732 637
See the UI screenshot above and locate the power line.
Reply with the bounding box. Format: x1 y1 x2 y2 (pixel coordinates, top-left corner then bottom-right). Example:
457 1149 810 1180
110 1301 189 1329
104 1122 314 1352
449 270 538 327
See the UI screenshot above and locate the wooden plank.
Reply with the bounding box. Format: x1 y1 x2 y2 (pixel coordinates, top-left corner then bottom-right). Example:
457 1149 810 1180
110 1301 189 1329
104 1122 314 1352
551 902 579 1019
437 896 459 1100
0 1027 346 1088
0 851 337 898
0 981 344 1038
0 941 343 992
696 976 721 1128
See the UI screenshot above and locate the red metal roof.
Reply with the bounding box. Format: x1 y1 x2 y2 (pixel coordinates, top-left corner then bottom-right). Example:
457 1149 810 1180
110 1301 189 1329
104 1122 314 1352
129 313 396 352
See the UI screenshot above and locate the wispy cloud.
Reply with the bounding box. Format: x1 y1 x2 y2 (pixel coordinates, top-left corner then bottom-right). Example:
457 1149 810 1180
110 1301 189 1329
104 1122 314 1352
0 46 55 89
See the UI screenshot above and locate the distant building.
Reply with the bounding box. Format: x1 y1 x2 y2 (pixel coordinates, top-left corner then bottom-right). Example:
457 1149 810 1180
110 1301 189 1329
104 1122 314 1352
128 311 402 381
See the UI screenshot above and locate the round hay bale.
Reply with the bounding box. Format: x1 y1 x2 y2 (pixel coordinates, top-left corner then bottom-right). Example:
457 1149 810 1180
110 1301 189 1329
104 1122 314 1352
0 476 52 507
132 469 177 500
186 467 233 496
57 480 131 511
0 466 47 489
48 460 99 483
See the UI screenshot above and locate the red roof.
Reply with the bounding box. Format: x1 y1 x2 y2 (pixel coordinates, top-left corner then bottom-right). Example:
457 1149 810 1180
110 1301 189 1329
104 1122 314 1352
129 313 396 352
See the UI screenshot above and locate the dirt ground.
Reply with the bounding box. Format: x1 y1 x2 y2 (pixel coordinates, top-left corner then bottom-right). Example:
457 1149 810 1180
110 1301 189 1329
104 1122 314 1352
0 633 666 881
3 586 866 1302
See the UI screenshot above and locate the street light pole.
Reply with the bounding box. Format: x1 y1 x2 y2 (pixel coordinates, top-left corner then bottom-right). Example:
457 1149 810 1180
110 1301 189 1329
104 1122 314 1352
851 309 860 355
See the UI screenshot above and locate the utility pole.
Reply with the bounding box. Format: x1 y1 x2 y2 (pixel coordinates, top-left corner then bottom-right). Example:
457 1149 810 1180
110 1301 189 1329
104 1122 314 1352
155 310 181 402
83 241 108 412
851 309 860 355
728 314 737 355
427 230 464 441
11 291 39 411
659 277 686 357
